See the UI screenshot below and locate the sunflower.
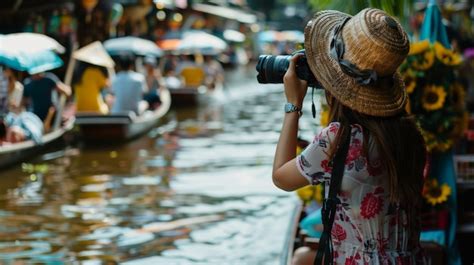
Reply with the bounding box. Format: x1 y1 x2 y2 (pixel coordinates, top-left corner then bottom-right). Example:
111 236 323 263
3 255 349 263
296 145 303 155
404 75 417 94
435 138 454 153
420 130 437 152
422 178 451 206
422 85 447 111
405 98 411 114
434 42 462 66
409 40 430 55
412 49 435 70
320 109 329 127
296 185 323 204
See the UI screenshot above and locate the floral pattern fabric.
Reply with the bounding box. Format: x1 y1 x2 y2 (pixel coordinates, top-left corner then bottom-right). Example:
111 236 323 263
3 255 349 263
296 122 425 264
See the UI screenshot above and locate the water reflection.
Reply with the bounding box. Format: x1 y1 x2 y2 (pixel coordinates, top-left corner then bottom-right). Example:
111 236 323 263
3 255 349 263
0 65 312 264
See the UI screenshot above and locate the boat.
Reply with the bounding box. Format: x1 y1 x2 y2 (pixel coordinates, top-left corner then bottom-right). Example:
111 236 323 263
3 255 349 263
169 84 223 107
0 115 75 169
75 88 171 142
281 202 447 265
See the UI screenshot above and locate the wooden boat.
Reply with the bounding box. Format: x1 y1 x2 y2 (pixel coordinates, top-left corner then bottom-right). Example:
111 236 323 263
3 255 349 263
281 202 447 265
0 115 75 169
75 88 171 142
169 83 224 107
281 202 318 265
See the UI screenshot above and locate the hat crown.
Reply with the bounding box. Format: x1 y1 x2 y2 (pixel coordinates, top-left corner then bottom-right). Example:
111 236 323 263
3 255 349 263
342 8 409 76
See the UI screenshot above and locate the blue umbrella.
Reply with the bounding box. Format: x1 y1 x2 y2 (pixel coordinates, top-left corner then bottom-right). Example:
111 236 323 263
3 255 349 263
420 0 450 48
0 49 63 74
104 36 163 57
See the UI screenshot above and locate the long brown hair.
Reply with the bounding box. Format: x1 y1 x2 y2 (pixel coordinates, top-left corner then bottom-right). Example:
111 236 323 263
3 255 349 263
325 92 426 206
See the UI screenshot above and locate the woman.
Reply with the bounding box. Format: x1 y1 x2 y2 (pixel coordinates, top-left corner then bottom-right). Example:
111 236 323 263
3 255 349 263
3 67 24 114
272 9 426 264
143 56 164 110
74 62 110 114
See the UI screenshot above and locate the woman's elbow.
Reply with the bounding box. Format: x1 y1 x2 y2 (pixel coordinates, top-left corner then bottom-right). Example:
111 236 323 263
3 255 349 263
272 173 297 192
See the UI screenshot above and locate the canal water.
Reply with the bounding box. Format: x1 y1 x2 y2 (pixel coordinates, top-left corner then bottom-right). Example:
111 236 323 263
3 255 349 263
0 65 321 265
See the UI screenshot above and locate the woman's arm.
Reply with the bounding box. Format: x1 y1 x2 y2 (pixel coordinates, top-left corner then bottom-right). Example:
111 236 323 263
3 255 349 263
272 54 310 191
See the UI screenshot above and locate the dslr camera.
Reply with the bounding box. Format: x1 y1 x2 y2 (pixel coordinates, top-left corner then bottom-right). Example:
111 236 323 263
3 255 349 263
256 50 318 87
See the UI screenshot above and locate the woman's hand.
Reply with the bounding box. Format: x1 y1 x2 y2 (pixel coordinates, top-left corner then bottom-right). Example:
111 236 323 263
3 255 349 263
283 54 308 108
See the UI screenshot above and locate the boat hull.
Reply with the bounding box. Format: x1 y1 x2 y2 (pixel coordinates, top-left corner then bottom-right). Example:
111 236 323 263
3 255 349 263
75 89 171 142
0 117 75 169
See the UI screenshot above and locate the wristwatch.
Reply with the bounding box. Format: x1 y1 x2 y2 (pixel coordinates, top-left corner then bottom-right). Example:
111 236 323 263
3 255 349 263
284 103 302 117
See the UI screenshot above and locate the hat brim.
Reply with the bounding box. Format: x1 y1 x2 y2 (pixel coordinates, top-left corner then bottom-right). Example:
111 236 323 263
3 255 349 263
304 10 406 117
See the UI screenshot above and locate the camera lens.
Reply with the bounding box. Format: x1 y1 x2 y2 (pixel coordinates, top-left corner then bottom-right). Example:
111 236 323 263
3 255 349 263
256 55 291 84
256 50 319 87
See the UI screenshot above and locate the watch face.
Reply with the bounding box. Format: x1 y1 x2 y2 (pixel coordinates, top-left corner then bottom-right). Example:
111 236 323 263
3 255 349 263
284 103 297 113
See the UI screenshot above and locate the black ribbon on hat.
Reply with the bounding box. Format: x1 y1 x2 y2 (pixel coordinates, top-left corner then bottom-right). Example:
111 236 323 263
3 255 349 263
330 17 378 86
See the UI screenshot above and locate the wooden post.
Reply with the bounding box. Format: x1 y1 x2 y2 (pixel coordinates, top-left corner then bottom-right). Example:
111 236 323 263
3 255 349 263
53 42 78 130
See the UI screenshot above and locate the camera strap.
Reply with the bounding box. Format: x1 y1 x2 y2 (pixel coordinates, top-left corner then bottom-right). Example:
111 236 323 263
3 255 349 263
311 87 317 119
313 124 351 265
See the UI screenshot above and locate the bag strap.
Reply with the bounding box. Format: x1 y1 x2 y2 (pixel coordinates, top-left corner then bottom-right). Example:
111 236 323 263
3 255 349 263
314 125 352 265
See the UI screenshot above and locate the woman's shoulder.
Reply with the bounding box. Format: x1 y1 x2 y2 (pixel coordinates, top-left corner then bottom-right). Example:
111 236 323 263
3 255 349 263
320 122 363 136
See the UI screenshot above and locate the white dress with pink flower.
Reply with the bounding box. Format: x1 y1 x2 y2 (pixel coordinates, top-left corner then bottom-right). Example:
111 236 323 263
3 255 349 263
296 122 424 265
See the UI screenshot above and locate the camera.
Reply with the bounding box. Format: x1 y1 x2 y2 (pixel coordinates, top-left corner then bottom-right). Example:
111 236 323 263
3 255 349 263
256 50 319 87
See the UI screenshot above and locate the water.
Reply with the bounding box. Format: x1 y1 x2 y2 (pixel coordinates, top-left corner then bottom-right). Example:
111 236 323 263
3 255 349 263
0 65 321 265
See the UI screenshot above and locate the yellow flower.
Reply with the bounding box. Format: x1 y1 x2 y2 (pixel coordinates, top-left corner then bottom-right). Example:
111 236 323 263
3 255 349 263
420 130 437 152
435 139 453 152
409 40 430 55
296 185 323 204
320 109 329 127
423 178 451 206
434 42 462 66
296 146 303 155
422 85 447 111
405 98 411 114
412 49 435 70
405 76 417 94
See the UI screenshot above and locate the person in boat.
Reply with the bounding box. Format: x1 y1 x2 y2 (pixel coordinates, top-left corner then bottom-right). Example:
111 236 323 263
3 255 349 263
176 55 206 88
22 71 71 131
4 67 24 114
162 55 183 90
203 55 224 90
73 61 110 114
0 65 9 115
272 8 426 265
110 54 148 115
142 56 164 110
0 111 43 145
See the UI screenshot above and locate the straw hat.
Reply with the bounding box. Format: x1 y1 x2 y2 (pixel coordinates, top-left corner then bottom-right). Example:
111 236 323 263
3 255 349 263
304 8 410 117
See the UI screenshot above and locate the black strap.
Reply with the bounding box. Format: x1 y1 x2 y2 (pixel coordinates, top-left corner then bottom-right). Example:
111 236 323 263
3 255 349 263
329 17 378 86
314 125 352 265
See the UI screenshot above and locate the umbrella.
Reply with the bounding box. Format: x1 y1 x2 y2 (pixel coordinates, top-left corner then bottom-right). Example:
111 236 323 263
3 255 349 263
0 32 65 54
0 49 63 74
177 30 228 55
104 36 163 57
420 0 450 48
73 41 115 68
0 32 65 74
223 29 246 43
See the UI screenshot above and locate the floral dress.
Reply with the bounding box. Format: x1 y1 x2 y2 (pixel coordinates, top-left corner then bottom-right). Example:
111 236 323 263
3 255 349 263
296 122 425 265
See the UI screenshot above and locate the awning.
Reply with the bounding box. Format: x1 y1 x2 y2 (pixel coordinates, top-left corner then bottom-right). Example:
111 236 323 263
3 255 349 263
192 3 257 24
